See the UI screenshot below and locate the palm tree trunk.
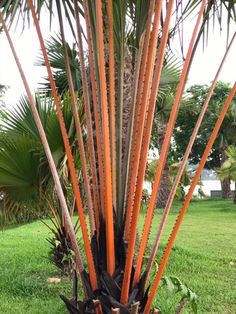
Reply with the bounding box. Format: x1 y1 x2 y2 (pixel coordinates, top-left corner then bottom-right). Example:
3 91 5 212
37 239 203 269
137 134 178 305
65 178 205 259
221 178 231 198
221 147 231 198
157 161 171 208
157 121 171 208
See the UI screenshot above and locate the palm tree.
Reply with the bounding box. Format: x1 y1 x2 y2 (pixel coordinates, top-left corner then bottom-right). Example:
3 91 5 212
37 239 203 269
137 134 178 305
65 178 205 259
0 1 236 313
217 145 236 204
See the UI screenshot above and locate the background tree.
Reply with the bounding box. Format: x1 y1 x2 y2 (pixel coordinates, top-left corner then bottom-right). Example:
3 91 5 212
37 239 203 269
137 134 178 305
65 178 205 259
173 82 236 197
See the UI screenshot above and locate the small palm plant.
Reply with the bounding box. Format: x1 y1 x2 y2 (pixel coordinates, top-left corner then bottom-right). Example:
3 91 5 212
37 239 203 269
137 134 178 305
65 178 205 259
217 145 236 203
0 1 236 313
43 197 81 276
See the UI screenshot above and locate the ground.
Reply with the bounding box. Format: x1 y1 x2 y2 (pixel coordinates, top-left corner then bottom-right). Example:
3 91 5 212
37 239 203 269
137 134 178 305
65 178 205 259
0 199 235 313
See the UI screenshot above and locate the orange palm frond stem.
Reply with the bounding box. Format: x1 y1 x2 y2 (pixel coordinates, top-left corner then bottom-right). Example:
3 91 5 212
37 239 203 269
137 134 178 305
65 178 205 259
131 0 156 139
144 82 236 314
73 0 100 230
28 0 98 290
0 11 84 276
116 18 125 224
124 0 160 239
83 0 105 219
145 31 236 283
120 0 163 305
56 1 95 235
135 0 206 287
93 300 104 314
95 0 115 275
132 0 175 286
124 0 156 240
107 0 116 212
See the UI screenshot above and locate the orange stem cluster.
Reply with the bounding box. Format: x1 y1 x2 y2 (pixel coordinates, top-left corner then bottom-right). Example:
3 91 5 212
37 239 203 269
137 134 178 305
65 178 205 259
133 0 206 285
95 0 115 275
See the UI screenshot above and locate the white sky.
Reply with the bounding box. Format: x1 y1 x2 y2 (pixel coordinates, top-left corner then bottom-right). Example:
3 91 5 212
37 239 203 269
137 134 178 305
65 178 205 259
0 8 235 108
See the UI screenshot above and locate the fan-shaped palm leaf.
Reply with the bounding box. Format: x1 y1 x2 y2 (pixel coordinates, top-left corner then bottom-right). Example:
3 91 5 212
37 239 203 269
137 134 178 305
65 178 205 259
36 35 82 94
0 135 41 199
0 92 84 221
0 134 44 219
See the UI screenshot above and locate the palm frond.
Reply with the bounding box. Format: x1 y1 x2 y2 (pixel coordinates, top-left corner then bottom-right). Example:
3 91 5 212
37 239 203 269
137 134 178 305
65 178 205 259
0 134 45 222
175 1 236 46
36 35 82 94
217 145 236 181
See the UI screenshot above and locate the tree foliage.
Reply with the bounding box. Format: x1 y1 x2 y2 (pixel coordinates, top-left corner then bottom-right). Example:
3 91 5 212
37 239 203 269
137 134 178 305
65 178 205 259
173 82 236 169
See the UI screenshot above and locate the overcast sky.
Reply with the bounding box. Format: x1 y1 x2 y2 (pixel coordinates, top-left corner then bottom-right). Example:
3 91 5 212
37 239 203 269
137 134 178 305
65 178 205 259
0 9 235 108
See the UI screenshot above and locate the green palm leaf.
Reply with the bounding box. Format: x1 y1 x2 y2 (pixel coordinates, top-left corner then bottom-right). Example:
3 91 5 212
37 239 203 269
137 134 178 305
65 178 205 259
0 135 41 202
0 92 83 221
36 35 82 94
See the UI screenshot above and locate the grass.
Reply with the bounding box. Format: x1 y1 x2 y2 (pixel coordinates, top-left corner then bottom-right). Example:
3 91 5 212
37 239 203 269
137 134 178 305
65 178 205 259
148 199 236 313
0 199 235 313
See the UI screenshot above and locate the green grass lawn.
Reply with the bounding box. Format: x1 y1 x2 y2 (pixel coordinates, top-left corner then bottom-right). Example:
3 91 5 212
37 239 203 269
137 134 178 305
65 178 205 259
0 199 235 313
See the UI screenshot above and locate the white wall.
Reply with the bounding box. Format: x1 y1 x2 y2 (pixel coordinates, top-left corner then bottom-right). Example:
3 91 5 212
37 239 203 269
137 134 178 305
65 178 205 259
144 180 235 197
185 180 235 196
